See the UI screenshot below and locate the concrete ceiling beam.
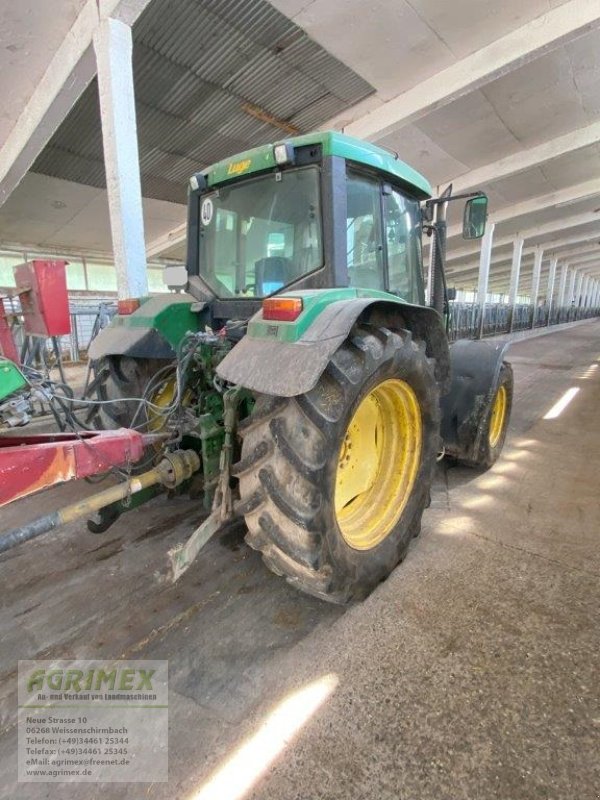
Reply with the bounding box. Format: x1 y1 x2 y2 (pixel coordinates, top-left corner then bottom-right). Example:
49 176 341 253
443 178 600 240
0 0 151 209
451 120 600 194
445 229 600 263
447 243 600 278
341 0 600 141
146 222 187 259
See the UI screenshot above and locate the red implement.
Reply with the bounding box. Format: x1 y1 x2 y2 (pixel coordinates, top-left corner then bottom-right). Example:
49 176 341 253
0 429 164 507
14 260 71 337
0 300 19 363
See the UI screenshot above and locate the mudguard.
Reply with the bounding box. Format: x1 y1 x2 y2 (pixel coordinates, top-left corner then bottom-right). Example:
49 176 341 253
217 291 451 397
88 295 202 361
440 339 510 460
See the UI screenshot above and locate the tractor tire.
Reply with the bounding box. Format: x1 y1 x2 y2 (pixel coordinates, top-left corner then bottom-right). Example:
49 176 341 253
86 355 165 430
236 324 440 604
460 361 513 470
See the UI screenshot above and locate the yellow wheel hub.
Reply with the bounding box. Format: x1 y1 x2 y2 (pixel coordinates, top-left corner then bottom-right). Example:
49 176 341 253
334 378 422 551
488 384 507 448
148 375 178 432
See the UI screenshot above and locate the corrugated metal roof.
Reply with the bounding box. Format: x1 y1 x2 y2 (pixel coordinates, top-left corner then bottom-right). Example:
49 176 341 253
32 0 374 205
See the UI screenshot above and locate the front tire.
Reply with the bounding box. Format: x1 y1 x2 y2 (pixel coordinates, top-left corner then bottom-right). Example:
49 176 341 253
460 361 513 470
236 325 440 603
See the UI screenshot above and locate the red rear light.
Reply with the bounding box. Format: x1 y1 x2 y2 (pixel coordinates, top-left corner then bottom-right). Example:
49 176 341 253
118 298 140 315
262 297 303 322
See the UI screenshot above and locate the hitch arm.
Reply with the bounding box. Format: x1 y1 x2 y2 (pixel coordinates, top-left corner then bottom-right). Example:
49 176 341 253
168 386 250 582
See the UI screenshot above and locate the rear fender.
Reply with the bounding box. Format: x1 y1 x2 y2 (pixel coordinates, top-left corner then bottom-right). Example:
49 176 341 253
441 339 510 460
216 295 450 397
88 294 204 360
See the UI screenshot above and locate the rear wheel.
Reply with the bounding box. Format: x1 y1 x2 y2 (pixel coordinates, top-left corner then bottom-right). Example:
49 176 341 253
86 356 170 430
236 324 440 603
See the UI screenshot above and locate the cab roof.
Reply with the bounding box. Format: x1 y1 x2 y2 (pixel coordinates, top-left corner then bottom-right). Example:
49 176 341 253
205 130 432 200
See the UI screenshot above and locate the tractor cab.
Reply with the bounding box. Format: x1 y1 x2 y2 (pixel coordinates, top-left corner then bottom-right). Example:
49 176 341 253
185 131 434 317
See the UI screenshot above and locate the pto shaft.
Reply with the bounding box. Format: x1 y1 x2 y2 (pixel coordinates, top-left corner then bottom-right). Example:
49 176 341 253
0 450 199 555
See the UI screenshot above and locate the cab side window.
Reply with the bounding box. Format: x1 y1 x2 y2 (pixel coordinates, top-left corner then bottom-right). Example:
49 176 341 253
384 187 422 304
346 172 384 291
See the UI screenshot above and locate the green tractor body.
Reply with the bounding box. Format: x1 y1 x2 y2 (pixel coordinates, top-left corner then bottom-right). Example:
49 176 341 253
89 131 512 602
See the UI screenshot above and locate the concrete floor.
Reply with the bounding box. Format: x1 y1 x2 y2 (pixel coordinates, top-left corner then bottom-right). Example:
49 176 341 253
1 320 599 799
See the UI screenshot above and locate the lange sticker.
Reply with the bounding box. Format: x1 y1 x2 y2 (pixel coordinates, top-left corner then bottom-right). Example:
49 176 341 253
200 198 214 226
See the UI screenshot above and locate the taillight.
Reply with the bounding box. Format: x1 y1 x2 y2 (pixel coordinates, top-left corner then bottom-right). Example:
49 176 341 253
262 297 303 322
117 298 140 315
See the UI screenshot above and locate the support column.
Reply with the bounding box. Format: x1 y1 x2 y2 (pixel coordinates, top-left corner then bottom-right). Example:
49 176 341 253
93 18 148 301
476 223 495 339
507 235 524 332
575 272 584 309
530 246 543 329
556 262 568 321
581 275 590 308
568 269 577 308
546 257 557 325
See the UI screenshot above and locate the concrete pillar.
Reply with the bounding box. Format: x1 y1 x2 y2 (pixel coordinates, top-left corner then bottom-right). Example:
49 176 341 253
588 278 597 308
556 262 568 321
581 275 590 308
568 270 577 307
546 257 557 325
476 222 495 338
507 236 524 332
93 18 148 300
575 272 584 308
530 246 543 328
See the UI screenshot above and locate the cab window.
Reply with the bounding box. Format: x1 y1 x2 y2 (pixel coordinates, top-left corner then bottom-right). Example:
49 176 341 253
346 172 384 291
384 187 422 304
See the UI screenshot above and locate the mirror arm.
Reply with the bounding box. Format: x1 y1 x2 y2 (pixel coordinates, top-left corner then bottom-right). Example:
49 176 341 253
426 189 485 207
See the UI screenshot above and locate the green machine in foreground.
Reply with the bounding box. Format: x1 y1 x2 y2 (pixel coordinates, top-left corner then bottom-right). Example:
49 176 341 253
88 131 512 603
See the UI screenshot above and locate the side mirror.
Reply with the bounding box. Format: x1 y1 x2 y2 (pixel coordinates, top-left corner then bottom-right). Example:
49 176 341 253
462 195 488 240
446 287 457 301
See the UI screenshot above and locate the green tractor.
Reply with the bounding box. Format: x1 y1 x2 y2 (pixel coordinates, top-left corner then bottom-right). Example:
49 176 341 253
88 131 512 603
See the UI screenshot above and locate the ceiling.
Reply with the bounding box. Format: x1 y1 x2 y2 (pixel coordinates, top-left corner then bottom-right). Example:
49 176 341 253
1 0 600 293
28 0 374 204
0 0 88 147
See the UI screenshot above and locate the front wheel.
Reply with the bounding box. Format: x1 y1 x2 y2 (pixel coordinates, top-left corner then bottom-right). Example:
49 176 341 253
460 361 513 470
236 324 440 603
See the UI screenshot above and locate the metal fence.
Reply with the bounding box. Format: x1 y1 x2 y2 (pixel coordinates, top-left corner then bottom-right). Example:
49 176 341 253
448 301 600 341
3 295 599 362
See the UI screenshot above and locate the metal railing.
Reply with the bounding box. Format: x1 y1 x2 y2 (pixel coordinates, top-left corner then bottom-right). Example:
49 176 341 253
448 301 600 341
3 295 599 362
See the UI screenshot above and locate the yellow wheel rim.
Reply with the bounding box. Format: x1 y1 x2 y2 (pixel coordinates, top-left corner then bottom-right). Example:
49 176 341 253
488 384 507 448
334 378 422 551
147 376 176 432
